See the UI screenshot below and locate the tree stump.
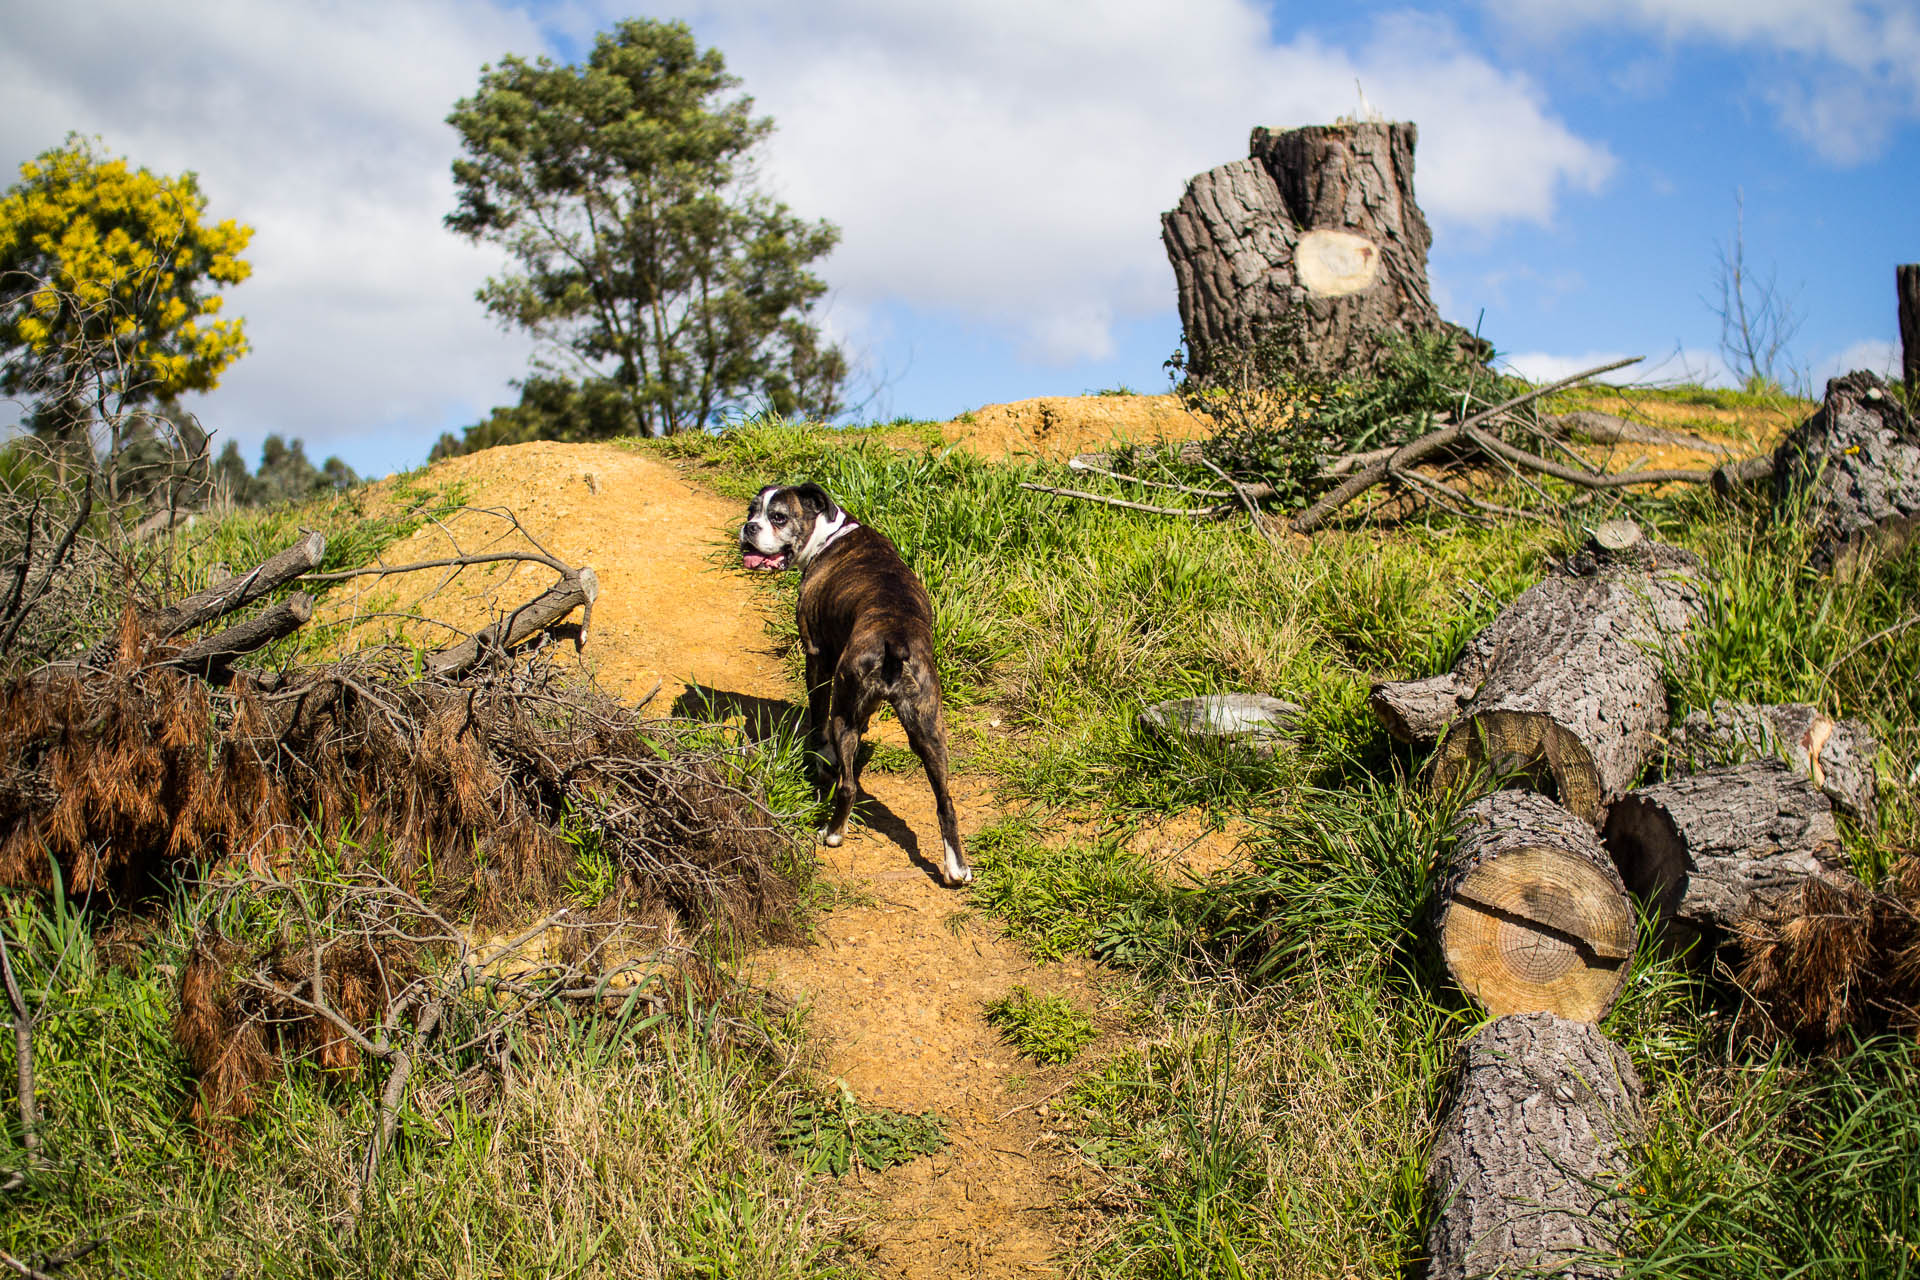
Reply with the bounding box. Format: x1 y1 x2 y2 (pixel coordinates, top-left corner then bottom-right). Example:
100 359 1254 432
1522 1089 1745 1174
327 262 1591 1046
1435 792 1636 1021
1669 700 1878 827
1161 121 1474 380
1426 1011 1644 1280
1899 263 1919 398
1419 544 1702 821
1771 370 1920 572
1604 760 1846 937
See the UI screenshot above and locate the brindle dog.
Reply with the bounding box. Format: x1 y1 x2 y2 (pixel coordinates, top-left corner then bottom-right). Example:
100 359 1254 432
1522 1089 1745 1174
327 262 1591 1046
739 483 970 885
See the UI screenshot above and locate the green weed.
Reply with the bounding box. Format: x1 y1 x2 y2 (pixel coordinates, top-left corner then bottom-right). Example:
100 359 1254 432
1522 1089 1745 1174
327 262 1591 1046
773 1087 948 1177
984 985 1098 1065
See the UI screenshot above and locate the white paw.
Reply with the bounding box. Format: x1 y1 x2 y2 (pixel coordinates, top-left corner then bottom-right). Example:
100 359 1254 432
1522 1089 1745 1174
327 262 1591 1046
820 829 843 848
945 866 974 886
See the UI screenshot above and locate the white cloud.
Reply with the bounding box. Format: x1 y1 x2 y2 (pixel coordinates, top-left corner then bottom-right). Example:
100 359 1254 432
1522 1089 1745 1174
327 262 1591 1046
0 0 543 475
2 1 1615 470
1500 347 1731 386
668 0 1613 364
1816 338 1901 385
1483 0 1920 164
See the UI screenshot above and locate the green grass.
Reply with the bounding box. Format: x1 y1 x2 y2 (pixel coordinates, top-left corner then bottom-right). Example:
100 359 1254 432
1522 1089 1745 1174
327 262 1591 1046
651 406 1920 1277
0 881 857 1279
984 985 1099 1065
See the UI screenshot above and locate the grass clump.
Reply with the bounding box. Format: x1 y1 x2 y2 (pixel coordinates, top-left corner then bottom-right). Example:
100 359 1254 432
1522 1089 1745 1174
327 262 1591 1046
774 1088 948 1177
984 985 1098 1065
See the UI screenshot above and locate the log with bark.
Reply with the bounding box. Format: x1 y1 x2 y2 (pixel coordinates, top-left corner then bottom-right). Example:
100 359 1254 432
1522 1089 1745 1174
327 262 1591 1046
1161 121 1479 381
1668 700 1878 827
1372 524 1703 821
1603 760 1846 937
1425 1011 1644 1280
1771 370 1920 572
82 531 326 670
1434 791 1636 1022
425 566 598 679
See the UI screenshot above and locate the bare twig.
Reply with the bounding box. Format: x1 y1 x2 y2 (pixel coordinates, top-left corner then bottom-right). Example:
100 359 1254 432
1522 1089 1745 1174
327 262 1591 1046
1461 426 1716 489
0 922 40 1169
1019 483 1238 519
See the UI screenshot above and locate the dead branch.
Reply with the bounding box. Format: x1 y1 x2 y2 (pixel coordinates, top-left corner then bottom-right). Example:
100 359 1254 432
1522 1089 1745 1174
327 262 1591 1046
425 566 598 678
1018 483 1241 519
0 476 93 658
1543 410 1736 457
301 548 573 583
1291 356 1644 534
161 592 313 681
1460 426 1716 490
0 923 40 1177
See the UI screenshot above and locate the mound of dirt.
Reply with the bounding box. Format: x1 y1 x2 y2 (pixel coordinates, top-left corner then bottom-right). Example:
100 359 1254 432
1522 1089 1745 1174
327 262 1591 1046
936 393 1210 462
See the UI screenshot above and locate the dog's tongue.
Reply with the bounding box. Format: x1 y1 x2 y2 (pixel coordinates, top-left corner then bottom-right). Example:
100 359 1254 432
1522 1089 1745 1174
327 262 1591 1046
742 551 784 570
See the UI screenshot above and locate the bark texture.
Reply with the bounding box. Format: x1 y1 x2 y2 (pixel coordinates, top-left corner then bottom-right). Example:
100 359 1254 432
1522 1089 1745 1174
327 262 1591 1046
1669 700 1878 827
1603 760 1845 935
1772 370 1920 572
425 567 598 679
1426 1011 1644 1280
1436 791 1636 1022
161 592 313 682
1899 263 1919 399
1416 539 1702 821
1162 121 1471 380
83 531 326 669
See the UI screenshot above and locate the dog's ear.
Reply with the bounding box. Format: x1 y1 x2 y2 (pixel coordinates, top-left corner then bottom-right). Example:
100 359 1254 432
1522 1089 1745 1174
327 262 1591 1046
792 483 840 521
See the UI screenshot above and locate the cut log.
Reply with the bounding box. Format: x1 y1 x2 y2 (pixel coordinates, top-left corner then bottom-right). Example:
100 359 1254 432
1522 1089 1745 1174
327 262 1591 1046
160 592 313 682
1435 791 1636 1021
1900 264 1919 398
1669 700 1878 827
1373 521 1701 760
1426 1011 1644 1280
1161 121 1478 381
1415 537 1702 821
1771 370 1920 572
1603 760 1845 936
426 567 597 679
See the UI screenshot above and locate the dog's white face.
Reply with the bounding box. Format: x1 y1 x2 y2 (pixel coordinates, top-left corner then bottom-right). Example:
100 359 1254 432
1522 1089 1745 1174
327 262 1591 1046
739 483 855 572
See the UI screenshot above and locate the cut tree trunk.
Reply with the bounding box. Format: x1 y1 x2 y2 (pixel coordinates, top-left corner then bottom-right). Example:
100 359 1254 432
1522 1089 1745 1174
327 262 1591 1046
1435 791 1636 1022
161 592 313 683
1426 1011 1644 1280
1603 760 1846 936
1669 700 1878 827
83 531 326 669
1771 370 1920 573
1899 264 1919 398
1161 121 1476 381
1386 530 1703 820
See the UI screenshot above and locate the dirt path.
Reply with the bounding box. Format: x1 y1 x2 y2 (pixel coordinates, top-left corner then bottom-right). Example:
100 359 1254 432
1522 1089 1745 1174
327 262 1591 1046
359 438 1086 1276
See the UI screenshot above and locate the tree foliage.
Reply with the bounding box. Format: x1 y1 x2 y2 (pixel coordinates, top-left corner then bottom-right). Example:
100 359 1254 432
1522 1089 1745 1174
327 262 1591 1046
213 434 359 507
445 18 846 438
0 136 252 447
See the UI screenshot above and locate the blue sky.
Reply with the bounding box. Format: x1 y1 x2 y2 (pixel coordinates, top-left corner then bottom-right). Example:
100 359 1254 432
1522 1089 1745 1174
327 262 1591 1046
3 1 1916 478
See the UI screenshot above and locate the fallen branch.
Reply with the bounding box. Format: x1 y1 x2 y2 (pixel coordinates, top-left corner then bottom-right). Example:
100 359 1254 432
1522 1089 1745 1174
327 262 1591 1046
1291 356 1644 534
424 566 598 679
160 592 314 682
1462 425 1716 489
0 923 40 1178
1019 482 1240 519
1544 409 1736 457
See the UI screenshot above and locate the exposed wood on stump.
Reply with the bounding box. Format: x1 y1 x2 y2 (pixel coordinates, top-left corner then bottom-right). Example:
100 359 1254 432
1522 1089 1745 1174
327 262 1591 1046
425 567 597 679
1426 1011 1644 1280
1381 528 1702 820
1900 264 1919 398
1603 760 1845 936
1435 792 1636 1021
1771 370 1920 572
1161 121 1476 381
1670 700 1878 827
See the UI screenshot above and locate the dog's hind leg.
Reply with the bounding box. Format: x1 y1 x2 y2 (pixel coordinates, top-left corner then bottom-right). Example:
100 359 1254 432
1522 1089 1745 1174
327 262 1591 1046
896 688 970 886
820 672 872 848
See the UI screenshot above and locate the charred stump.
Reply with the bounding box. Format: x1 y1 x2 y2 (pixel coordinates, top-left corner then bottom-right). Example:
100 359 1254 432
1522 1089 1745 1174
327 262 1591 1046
1399 532 1702 821
1772 371 1920 572
1425 1011 1644 1280
1434 791 1636 1021
1603 760 1846 938
1161 121 1476 381
1669 700 1878 827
